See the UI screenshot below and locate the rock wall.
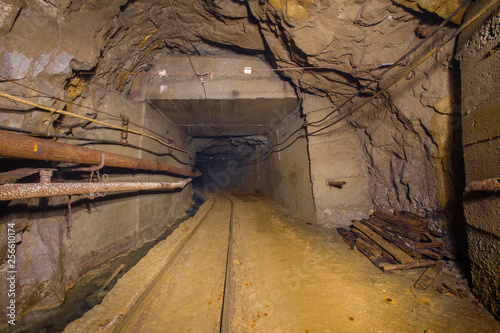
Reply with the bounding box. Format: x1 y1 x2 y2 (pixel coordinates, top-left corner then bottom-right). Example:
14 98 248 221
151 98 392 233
457 0 500 319
0 1 193 323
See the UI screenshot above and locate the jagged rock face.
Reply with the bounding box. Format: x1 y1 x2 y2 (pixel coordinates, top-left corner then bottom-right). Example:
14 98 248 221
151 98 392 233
396 0 467 24
0 0 466 322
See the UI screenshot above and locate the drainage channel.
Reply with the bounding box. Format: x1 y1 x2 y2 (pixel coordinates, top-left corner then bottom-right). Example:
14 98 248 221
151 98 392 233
5 200 203 333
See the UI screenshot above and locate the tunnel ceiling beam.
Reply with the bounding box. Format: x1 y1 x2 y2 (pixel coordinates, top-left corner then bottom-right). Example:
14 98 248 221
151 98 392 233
0 130 200 178
145 56 300 137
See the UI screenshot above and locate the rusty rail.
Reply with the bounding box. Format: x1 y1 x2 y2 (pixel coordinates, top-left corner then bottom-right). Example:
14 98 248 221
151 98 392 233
0 178 192 201
0 130 200 178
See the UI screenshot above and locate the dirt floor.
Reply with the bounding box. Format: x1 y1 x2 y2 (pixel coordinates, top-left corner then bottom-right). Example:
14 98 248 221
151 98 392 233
64 192 500 333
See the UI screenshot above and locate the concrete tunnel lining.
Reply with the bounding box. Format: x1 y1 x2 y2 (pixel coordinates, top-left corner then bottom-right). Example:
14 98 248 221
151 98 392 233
146 55 301 137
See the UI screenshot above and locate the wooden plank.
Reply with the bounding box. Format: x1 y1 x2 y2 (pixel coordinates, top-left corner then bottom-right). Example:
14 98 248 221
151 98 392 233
350 228 398 264
418 249 443 260
426 247 455 260
429 230 445 238
396 211 429 229
373 211 425 229
413 241 443 249
414 262 445 290
373 213 435 241
399 238 454 260
413 244 455 260
369 217 427 242
337 227 356 249
351 221 416 264
359 219 423 259
356 237 381 257
379 260 435 272
354 238 393 270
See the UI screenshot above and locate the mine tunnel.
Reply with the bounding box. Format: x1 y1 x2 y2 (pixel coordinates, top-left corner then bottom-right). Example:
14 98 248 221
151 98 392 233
0 0 499 332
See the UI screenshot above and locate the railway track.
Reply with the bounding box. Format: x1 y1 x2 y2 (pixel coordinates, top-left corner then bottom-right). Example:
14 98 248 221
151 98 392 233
219 193 235 333
112 193 235 333
64 192 500 333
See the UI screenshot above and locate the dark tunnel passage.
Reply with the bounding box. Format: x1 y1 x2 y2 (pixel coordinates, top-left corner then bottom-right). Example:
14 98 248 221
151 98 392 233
192 137 268 193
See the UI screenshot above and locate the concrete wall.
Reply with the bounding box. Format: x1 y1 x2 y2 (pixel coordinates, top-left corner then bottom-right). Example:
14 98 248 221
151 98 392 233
458 1 500 319
0 89 192 323
302 94 372 227
265 93 374 227
266 105 316 223
135 102 193 245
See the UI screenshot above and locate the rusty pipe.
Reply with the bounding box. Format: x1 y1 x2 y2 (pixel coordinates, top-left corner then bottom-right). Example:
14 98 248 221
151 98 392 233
466 178 500 193
0 178 192 201
0 130 200 178
328 180 346 189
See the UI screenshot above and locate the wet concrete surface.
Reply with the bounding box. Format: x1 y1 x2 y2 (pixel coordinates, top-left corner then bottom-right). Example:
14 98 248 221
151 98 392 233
64 192 500 332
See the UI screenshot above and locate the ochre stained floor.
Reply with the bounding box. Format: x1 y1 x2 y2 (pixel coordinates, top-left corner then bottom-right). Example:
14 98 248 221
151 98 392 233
65 192 500 333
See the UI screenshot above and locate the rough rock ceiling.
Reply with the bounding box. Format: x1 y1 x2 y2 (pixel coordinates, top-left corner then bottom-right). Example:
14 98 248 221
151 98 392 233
0 0 466 113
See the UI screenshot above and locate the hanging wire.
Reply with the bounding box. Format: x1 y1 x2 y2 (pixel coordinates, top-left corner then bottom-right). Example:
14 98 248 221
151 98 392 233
0 73 175 144
308 0 493 136
243 0 495 166
166 0 213 131
243 0 473 164
0 91 190 154
306 0 472 128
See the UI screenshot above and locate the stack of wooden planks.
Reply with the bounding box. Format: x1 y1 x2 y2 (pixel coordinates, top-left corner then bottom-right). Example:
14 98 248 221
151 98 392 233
337 211 454 274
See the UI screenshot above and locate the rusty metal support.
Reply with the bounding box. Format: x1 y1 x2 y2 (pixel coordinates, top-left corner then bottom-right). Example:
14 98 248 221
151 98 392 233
0 130 200 178
0 178 192 201
328 180 346 189
466 178 500 193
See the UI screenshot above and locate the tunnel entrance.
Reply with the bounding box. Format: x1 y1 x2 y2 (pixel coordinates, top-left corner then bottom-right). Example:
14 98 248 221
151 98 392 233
144 55 302 195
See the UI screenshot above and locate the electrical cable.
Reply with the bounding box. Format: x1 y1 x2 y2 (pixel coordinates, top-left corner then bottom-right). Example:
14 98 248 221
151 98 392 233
0 91 190 154
243 132 305 166
166 0 213 131
0 124 193 166
307 0 472 127
308 0 497 137
241 1 471 164
0 73 174 144
244 0 495 166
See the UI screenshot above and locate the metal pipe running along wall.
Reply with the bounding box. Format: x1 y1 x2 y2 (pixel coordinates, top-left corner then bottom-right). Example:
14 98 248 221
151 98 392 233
0 178 192 201
0 130 200 178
